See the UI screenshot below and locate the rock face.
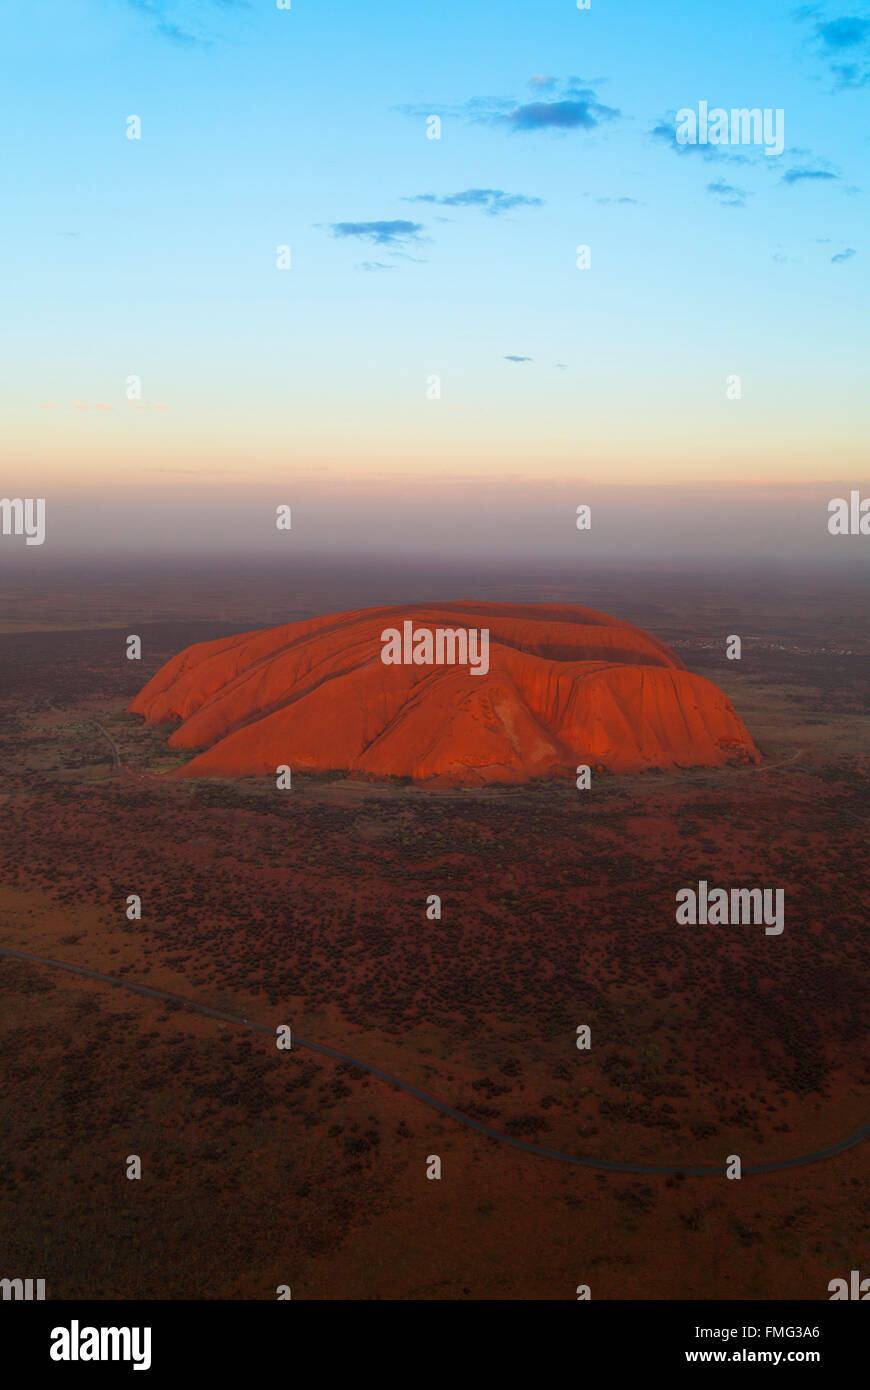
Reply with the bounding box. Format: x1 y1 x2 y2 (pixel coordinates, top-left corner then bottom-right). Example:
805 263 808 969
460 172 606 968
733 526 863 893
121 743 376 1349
127 602 761 784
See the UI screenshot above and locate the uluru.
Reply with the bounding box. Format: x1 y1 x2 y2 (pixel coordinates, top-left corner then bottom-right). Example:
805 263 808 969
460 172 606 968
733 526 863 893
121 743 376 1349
127 602 761 785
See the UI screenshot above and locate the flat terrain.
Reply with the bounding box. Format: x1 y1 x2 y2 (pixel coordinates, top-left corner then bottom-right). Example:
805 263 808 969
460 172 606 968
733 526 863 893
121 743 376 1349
0 562 868 1299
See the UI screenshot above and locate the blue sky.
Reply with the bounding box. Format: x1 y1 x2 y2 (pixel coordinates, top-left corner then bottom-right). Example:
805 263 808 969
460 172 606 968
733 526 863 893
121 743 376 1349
1 0 867 558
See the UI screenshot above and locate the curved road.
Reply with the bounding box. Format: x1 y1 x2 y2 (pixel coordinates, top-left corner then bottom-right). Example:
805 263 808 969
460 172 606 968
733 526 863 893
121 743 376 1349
2 945 868 1177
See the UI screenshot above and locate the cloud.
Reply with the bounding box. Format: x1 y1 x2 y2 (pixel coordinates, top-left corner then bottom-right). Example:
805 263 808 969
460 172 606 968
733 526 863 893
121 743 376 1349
155 20 206 46
816 16 870 48
323 220 425 247
649 116 750 163
831 246 857 262
393 95 513 123
781 167 839 183
795 8 870 87
125 0 251 47
503 355 533 363
357 261 395 272
508 96 619 131
126 0 204 44
829 60 870 84
594 195 640 205
395 78 619 134
404 188 543 216
706 179 749 206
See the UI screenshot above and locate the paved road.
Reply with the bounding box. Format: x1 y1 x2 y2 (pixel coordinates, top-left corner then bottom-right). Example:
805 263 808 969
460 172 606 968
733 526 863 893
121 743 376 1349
2 946 868 1177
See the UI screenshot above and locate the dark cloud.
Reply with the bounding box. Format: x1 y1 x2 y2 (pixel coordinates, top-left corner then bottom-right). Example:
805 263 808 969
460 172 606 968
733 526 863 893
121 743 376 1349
782 168 839 183
650 117 750 163
816 16 870 48
395 78 619 134
503 355 533 363
509 97 619 130
831 246 856 262
795 8 870 87
404 188 543 216
323 220 425 246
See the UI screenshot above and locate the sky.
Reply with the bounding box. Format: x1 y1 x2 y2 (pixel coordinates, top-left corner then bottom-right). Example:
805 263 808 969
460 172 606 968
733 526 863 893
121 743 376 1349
1 0 868 561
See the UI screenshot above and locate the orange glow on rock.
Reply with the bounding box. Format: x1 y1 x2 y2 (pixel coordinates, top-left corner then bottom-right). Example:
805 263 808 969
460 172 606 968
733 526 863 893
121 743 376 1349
128 603 761 784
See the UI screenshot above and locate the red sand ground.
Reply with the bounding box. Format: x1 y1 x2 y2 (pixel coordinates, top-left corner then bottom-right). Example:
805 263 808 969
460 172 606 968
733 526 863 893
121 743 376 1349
128 603 761 783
